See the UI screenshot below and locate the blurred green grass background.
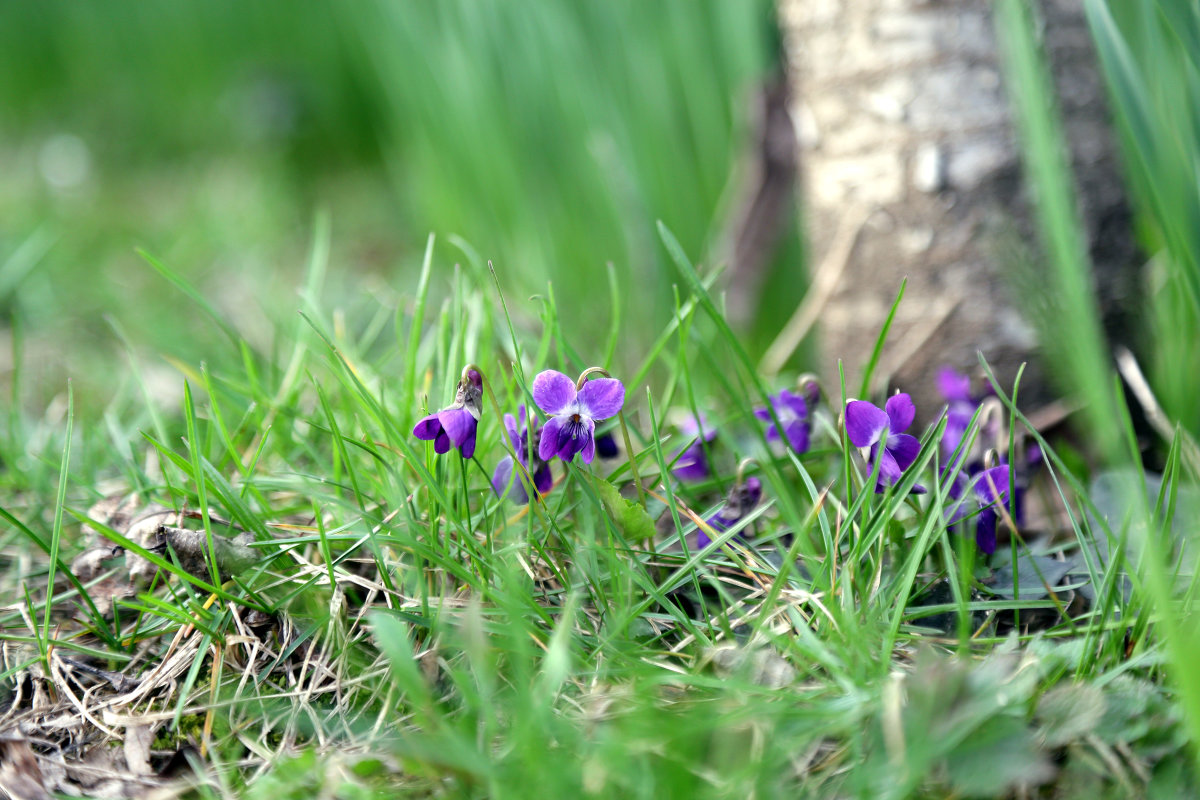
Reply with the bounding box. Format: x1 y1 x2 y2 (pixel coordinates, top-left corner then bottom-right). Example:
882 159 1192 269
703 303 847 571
4 0 1197 447
0 0 804 414
1085 0 1200 438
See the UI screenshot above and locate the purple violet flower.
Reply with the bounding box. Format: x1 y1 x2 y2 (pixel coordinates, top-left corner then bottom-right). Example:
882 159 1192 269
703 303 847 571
413 368 483 458
845 393 926 493
532 369 625 464
938 367 977 460
672 414 716 482
754 390 811 454
947 465 1011 555
492 405 553 504
938 366 1002 464
698 477 763 548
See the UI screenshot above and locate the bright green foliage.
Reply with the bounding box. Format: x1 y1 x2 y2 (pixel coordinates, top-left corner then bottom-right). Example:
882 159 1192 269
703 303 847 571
0 0 800 412
0 2 1199 796
0 226 1196 797
594 477 658 542
1084 0 1200 438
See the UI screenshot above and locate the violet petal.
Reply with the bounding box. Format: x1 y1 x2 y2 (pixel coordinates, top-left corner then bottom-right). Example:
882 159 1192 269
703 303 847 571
576 378 625 421
438 408 475 449
974 465 1010 504
778 389 808 420
554 416 592 462
534 464 554 495
942 407 972 458
884 393 916 434
680 414 717 443
532 370 577 416
937 367 972 404
539 415 568 462
595 431 619 459
782 420 810 454
492 456 529 504
887 433 921 471
875 447 903 486
459 424 477 459
491 455 513 496
579 421 597 463
743 477 763 506
672 442 710 482
976 509 998 554
845 400 888 448
413 414 442 441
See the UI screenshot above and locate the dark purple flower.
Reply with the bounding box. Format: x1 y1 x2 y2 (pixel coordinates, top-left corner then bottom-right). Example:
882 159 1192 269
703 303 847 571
672 414 716 482
533 369 625 464
845 393 925 493
595 431 620 459
492 405 554 504
698 477 763 548
754 390 811 454
946 465 1011 554
413 368 483 458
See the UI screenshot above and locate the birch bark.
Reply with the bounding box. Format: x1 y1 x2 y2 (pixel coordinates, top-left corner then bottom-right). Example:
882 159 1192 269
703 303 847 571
777 0 1136 414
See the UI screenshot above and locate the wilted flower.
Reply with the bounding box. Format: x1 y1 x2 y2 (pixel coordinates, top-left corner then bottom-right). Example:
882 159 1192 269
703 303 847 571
755 390 811 454
797 374 822 410
491 405 554 504
845 393 925 493
533 368 625 464
413 367 483 458
672 414 716 482
698 477 763 548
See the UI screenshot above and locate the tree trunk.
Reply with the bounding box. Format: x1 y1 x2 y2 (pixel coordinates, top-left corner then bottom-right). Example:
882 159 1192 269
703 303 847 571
777 0 1136 418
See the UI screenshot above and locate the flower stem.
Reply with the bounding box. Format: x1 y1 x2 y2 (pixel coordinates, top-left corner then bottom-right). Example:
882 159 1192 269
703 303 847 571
480 370 538 503
479 367 565 556
574 365 646 508
574 366 611 390
460 454 473 536
978 396 1008 452
735 457 757 487
617 409 646 508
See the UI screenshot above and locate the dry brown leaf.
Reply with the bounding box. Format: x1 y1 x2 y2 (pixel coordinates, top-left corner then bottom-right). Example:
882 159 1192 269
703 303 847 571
69 544 122 583
156 526 260 583
72 496 175 589
0 738 51 800
73 495 268 595
122 724 157 777
702 644 797 689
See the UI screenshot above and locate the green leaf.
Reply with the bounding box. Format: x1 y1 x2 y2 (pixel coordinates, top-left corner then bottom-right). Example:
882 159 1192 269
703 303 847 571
593 477 657 541
1037 683 1107 747
945 714 1055 797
